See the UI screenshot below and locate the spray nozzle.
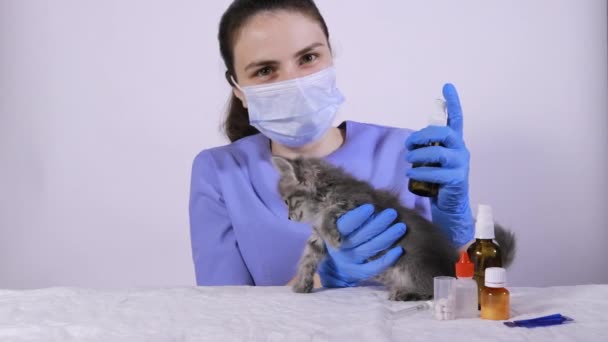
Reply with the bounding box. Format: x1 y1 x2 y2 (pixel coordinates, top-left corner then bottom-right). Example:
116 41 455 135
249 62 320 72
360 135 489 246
428 98 447 126
475 204 495 239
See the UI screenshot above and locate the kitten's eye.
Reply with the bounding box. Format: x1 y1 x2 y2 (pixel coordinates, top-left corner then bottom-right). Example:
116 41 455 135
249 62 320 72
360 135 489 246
284 200 289 206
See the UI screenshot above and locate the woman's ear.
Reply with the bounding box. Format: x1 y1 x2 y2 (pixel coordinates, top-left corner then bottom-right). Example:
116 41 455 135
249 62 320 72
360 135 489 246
233 88 247 108
227 71 247 108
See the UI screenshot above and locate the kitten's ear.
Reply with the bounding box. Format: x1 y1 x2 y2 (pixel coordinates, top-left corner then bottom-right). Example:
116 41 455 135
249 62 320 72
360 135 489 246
271 156 297 183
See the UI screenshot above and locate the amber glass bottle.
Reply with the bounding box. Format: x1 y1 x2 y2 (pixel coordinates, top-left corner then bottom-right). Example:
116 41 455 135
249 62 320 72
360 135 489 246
408 99 447 197
408 141 442 197
480 267 510 320
467 204 503 309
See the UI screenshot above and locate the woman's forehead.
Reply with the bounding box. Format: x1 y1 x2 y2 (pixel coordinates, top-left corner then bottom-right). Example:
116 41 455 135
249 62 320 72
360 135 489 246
232 11 327 69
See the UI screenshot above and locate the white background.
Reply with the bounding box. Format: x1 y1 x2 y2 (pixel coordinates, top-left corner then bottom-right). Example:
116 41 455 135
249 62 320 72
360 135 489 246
1 0 607 289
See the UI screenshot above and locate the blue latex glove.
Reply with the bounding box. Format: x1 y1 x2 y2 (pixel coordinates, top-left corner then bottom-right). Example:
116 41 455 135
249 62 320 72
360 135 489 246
317 203 406 288
404 83 474 248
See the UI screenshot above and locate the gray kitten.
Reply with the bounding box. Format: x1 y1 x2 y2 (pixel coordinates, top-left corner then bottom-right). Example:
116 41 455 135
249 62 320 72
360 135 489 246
271 155 516 301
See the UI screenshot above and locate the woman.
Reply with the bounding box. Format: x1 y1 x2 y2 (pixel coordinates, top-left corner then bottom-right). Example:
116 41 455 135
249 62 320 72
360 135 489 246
189 0 473 288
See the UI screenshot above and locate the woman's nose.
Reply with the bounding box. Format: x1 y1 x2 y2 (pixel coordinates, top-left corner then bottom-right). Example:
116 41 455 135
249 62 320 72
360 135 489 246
278 64 314 83
279 68 299 83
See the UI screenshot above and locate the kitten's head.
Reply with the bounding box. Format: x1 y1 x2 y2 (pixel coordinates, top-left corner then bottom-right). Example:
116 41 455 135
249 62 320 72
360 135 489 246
270 156 328 223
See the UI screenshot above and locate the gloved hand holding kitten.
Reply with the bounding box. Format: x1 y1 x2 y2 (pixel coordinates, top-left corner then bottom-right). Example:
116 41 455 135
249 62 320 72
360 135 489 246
317 203 406 288
318 83 474 288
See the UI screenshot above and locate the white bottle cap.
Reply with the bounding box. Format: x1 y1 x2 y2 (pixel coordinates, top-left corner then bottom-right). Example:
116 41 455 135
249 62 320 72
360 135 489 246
484 267 507 288
474 204 495 239
428 98 447 126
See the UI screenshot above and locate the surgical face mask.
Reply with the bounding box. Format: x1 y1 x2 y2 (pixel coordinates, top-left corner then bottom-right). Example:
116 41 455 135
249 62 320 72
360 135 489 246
232 66 345 147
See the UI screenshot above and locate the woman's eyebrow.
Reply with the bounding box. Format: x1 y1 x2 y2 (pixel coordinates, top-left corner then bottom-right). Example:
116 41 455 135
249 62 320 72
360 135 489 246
243 42 325 72
293 42 324 58
244 60 279 72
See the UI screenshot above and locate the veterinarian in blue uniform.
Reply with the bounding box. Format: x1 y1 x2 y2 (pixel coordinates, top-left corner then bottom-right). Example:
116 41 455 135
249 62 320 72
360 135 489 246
189 0 474 287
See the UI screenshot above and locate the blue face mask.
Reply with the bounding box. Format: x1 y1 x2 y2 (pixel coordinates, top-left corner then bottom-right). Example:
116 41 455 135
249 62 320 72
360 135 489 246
233 66 345 147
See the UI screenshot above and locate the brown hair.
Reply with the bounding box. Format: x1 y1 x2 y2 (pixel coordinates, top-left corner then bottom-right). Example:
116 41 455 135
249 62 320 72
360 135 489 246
218 0 330 142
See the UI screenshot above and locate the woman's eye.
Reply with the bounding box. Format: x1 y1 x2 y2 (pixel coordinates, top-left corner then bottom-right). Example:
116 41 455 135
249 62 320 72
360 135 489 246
300 53 318 64
256 66 273 77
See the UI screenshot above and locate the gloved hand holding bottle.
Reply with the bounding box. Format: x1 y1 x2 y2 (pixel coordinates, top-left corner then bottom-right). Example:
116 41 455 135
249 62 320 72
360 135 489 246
404 83 474 248
317 203 406 288
317 83 473 288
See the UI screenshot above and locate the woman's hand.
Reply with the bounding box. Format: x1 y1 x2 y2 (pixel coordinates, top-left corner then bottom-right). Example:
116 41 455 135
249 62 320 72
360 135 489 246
317 204 406 288
404 83 474 248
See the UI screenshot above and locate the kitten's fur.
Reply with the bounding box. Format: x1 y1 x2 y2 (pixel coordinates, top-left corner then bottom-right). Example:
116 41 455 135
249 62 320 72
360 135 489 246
271 156 516 301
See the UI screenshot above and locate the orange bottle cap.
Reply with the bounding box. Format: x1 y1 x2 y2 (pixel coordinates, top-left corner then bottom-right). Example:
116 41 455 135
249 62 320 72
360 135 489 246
455 251 474 278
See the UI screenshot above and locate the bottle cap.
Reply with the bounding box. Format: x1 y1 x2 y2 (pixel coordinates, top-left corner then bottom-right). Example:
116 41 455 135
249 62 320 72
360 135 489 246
455 251 474 278
485 267 507 288
474 204 495 239
428 98 447 126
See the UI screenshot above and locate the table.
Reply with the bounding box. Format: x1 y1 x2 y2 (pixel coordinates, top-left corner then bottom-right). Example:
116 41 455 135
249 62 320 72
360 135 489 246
1 284 606 341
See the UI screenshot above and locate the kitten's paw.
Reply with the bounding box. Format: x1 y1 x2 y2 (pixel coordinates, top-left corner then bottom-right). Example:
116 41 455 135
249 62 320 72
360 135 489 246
389 290 432 301
292 279 314 294
324 231 342 249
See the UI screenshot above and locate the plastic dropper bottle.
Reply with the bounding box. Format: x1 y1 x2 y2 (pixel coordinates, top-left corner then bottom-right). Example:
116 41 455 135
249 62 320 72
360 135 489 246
453 251 478 319
408 99 447 197
480 267 510 320
466 204 503 310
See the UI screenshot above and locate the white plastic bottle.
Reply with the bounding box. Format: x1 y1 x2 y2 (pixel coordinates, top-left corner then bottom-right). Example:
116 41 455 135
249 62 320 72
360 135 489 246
453 250 479 318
